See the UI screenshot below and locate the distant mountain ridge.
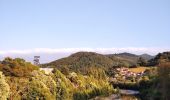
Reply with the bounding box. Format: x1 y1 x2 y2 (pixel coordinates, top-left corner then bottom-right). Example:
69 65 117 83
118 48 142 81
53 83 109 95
139 54 154 60
115 52 139 57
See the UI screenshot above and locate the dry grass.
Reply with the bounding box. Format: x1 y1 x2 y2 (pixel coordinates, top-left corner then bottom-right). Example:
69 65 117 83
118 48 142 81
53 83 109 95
129 67 150 73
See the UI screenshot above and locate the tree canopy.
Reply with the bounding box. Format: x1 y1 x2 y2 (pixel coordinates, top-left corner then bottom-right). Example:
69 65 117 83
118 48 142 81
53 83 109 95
0 57 39 77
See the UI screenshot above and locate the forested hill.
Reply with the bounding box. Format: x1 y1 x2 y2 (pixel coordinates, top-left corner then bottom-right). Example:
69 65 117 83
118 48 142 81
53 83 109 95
106 52 140 67
41 52 153 74
107 52 154 61
42 52 113 74
148 52 170 66
140 54 154 60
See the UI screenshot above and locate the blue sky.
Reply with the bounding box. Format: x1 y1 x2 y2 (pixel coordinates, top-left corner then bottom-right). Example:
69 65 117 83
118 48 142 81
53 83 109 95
0 0 170 52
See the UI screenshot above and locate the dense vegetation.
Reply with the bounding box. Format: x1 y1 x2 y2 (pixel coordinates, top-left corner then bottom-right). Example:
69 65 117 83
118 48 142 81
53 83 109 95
148 52 170 66
0 52 169 100
0 57 116 100
42 52 153 74
0 71 10 100
139 63 170 100
42 51 169 100
0 57 39 77
129 52 170 100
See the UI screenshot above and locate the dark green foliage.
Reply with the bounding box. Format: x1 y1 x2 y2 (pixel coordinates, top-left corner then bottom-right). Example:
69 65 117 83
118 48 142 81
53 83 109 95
148 52 170 66
73 91 88 100
137 57 147 66
107 52 140 67
139 63 170 100
44 52 114 74
0 57 116 100
157 63 170 100
60 66 70 75
42 52 151 75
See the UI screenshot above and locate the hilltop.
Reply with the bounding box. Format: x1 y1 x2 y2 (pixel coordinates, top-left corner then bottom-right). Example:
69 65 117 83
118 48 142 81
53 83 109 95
139 54 154 60
42 52 153 74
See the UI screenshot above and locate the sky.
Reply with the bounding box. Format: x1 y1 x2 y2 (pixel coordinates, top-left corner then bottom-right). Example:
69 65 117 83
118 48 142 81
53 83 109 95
0 0 170 62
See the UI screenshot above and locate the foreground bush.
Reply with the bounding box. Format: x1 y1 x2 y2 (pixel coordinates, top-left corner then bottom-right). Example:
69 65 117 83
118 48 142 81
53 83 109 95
6 77 29 100
52 70 74 100
0 71 10 100
157 63 170 100
70 69 116 100
23 71 56 100
0 58 116 100
0 57 39 77
53 69 116 100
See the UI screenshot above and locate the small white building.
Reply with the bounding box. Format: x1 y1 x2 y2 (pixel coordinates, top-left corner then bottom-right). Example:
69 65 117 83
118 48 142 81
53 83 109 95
40 68 53 74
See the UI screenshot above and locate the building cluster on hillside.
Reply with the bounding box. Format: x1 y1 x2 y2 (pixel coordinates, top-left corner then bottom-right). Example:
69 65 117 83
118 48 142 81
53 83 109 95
117 68 144 77
112 67 145 81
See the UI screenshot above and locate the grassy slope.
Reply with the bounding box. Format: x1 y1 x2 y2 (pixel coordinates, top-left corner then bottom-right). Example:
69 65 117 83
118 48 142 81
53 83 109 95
129 67 150 73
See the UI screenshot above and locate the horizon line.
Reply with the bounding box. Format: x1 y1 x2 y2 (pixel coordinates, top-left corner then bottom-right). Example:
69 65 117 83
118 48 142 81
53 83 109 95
0 47 170 56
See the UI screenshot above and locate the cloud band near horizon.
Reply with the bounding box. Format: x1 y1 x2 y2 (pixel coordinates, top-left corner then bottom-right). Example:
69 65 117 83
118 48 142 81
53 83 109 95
0 48 170 56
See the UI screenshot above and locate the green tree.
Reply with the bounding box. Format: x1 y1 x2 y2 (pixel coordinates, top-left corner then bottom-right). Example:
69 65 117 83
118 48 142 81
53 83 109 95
24 78 54 100
137 57 147 66
158 63 170 100
0 57 39 77
23 71 56 100
52 70 73 100
7 77 29 100
60 66 70 75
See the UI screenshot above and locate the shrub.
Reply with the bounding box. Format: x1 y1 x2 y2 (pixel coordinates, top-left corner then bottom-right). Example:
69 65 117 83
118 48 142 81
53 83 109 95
23 71 56 100
23 78 55 100
0 57 39 77
0 71 10 100
52 70 73 100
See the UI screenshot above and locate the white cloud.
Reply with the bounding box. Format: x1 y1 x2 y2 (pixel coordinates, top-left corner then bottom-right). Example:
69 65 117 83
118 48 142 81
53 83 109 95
0 47 169 55
0 48 169 63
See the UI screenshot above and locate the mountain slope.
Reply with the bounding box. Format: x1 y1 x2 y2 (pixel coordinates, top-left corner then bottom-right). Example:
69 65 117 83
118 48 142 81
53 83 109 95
139 54 154 61
42 52 114 74
106 52 140 67
148 52 170 66
42 52 152 74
